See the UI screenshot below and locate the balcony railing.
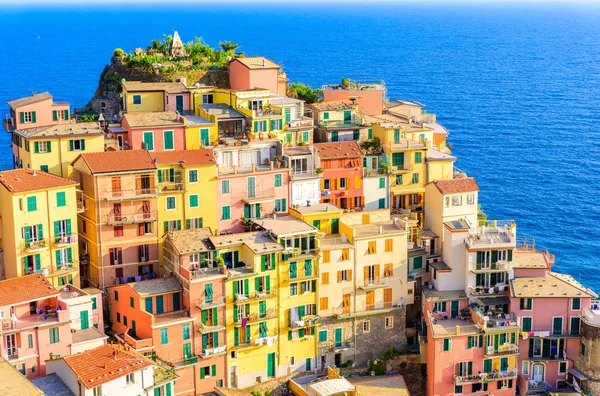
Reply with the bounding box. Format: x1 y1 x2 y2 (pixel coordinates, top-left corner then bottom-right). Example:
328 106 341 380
197 322 226 334
470 261 510 272
528 349 566 361
54 235 77 246
470 305 519 330
227 265 258 279
76 199 86 213
359 277 390 290
103 187 158 201
485 344 520 357
289 315 321 329
196 294 226 310
319 119 365 128
525 326 581 338
241 187 276 202
466 221 516 248
468 284 509 297
153 309 190 325
583 307 600 325
106 210 158 225
199 345 227 358
390 164 413 173
234 308 277 325
233 289 276 303
171 356 199 368
22 238 48 252
47 263 78 277
454 369 518 385
287 117 313 128
291 170 322 179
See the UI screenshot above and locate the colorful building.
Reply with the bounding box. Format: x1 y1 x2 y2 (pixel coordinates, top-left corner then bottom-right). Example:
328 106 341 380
282 146 322 207
120 112 186 152
0 275 106 379
122 80 190 113
71 150 159 288
229 57 286 95
308 101 368 143
314 141 364 209
321 82 386 116
0 169 82 287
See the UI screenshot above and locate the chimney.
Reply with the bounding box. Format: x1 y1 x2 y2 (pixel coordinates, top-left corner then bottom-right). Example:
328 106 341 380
262 59 266 67
406 140 411 149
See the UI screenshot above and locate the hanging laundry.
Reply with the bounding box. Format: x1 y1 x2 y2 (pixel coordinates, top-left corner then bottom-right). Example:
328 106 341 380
242 317 248 328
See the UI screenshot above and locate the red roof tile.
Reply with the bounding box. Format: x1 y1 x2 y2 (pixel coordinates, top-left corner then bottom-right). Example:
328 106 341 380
433 178 479 195
0 169 77 193
77 150 157 174
0 274 58 307
61 344 153 389
314 141 364 159
152 149 216 167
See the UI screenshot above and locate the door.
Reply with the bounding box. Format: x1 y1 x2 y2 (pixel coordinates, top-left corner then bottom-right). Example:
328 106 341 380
343 110 352 122
200 129 210 146
113 203 122 222
156 295 164 314
175 95 184 114
342 294 351 314
451 301 459 318
173 293 181 311
80 310 89 330
111 177 122 196
117 135 124 150
384 288 392 308
5 335 16 358
430 239 436 255
267 352 276 377
247 177 256 199
334 353 341 368
331 218 339 234
532 364 544 382
553 317 563 335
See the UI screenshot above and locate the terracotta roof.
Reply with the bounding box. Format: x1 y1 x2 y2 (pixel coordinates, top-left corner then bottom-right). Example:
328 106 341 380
19 122 103 138
61 344 153 389
152 149 216 167
511 272 598 298
7 92 52 108
123 112 184 128
77 150 156 174
122 81 188 93
314 141 364 160
232 57 280 70
0 274 58 307
308 100 355 112
0 169 77 193
433 178 479 195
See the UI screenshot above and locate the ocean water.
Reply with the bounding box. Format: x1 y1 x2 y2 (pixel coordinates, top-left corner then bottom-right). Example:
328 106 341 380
0 3 599 290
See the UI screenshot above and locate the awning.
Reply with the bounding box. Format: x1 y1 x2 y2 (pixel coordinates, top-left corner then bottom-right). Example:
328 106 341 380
569 368 587 381
391 187 425 195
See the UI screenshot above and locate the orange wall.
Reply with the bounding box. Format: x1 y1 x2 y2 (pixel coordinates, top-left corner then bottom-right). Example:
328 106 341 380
322 89 383 116
229 61 279 93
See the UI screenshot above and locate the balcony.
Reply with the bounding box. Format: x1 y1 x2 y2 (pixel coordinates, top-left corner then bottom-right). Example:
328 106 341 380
359 277 390 290
469 305 519 330
171 356 199 369
288 268 320 282
196 294 226 310
468 283 509 297
525 327 581 339
287 117 313 129
528 349 566 361
319 119 365 128
332 343 351 353
158 182 185 194
454 369 518 385
3 118 15 133
103 187 158 201
485 344 520 357
199 345 227 358
197 322 226 334
227 265 258 280
106 210 158 225
282 247 320 262
153 309 191 325
470 261 510 273
23 238 48 253
291 170 323 180
234 289 277 303
76 199 86 213
54 235 77 247
408 268 427 282
336 299 405 319
289 315 321 329
47 263 78 277
234 308 277 325
466 220 516 249
583 305 600 326
241 187 276 203
0 310 69 332
390 164 413 174
363 168 387 177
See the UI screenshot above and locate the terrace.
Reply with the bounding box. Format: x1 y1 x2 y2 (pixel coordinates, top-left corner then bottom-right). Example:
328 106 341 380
469 303 519 331
470 260 510 273
103 186 158 201
582 300 600 325
106 210 158 225
152 309 192 325
466 220 516 249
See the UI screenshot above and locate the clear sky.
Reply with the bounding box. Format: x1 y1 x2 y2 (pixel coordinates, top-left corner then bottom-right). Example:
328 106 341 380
1 0 600 4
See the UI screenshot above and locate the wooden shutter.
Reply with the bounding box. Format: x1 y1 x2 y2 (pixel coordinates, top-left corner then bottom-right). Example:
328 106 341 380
337 271 342 283
347 270 352 281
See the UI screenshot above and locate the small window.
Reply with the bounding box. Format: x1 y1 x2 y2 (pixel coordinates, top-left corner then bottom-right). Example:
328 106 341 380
559 361 567 374
189 194 199 208
132 95 142 105
367 241 376 254
129 297 134 308
49 327 60 344
466 194 475 205
318 330 327 342
125 372 135 385
230 350 237 359
572 298 581 310
339 178 347 189
290 283 298 297
452 195 462 206
443 338 452 351
520 298 533 310
363 321 370 333
290 356 296 365
323 179 330 190
379 177 385 189
222 206 231 220
221 180 230 194
454 385 463 394
385 316 394 329
166 196 176 210
341 248 349 261
70 139 85 151
93 386 102 396
522 360 529 375
414 152 422 164
188 170 198 183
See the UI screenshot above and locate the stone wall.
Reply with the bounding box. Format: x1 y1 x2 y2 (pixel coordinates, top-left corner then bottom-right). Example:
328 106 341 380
318 316 355 369
578 320 600 395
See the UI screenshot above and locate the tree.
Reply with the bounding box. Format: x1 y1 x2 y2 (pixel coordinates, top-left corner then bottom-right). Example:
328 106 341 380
287 83 322 104
341 77 350 88
218 40 240 53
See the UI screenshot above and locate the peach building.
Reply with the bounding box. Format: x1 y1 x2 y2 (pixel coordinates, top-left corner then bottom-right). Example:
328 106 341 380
321 82 386 116
120 111 186 152
71 150 159 288
314 141 364 209
109 277 200 395
0 275 106 379
229 57 284 95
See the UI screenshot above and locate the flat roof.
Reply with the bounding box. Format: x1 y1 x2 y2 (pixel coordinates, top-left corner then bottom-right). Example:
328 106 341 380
182 113 213 126
352 221 407 239
349 375 410 396
427 148 456 161
233 56 280 70
423 289 467 303
167 228 214 254
510 272 597 298
512 251 550 269
72 327 108 345
209 231 283 254
0 169 77 193
128 277 182 296
18 122 103 138
430 317 479 337
430 261 452 271
307 100 354 111
201 103 245 119
123 111 184 128
292 203 343 216
0 358 44 396
253 216 316 237
320 234 354 250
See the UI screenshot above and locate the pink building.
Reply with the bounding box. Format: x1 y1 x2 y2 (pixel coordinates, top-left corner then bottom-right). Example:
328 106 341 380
214 142 291 233
321 83 385 116
121 112 186 152
229 57 283 94
0 275 106 379
509 261 597 393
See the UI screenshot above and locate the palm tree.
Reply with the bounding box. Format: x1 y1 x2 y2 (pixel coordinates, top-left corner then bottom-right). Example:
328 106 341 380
218 41 240 54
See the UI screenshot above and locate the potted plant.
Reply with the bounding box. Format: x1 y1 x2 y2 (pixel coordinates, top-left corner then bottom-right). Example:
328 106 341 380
315 167 324 175
215 256 226 273
381 164 389 174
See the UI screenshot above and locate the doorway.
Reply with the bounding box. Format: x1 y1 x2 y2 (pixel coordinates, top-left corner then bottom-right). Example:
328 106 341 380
334 353 341 368
532 364 544 382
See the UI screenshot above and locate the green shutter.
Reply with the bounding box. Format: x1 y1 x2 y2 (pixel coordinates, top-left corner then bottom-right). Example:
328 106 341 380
34 142 39 153
31 112 36 123
69 140 74 151
468 336 472 349
261 255 266 272
64 110 69 121
53 110 58 121
47 141 51 153
244 279 249 297
37 224 43 239
20 112 24 123
213 307 218 326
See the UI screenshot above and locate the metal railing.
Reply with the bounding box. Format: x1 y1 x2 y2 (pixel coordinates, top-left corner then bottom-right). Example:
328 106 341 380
454 369 518 385
234 308 277 324
233 289 277 303
241 187 276 201
470 305 518 328
470 261 510 272
360 277 390 289
485 344 520 357
468 284 509 297
153 309 190 324
289 315 321 329
106 210 158 225
103 187 158 200
525 326 581 337
23 238 48 252
319 119 365 128
54 235 77 245
199 345 227 357
390 163 413 173
196 294 226 309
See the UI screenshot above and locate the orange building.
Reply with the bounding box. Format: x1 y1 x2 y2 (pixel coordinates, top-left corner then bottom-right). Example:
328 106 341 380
314 141 365 209
321 82 386 116
229 57 285 95
71 150 159 288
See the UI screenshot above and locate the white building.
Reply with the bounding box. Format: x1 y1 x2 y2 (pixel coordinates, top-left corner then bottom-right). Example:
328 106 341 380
283 146 321 207
46 344 177 396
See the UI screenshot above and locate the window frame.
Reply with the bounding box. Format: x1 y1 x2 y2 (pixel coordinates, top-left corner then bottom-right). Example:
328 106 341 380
132 94 142 105
166 196 176 210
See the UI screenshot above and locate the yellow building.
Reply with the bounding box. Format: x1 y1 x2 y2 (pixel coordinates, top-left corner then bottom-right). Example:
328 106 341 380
0 169 82 287
153 150 218 271
207 231 282 388
306 100 368 143
121 81 189 113
182 114 218 150
13 123 105 178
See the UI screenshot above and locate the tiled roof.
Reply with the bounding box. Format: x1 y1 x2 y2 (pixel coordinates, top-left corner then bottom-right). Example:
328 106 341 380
0 274 58 307
433 178 479 195
511 272 598 298
167 228 215 254
19 122 103 138
7 92 52 108
307 100 354 112
61 344 153 389
209 231 283 254
314 141 364 159
233 57 280 69
77 150 156 174
123 112 184 128
128 277 182 296
0 169 77 193
122 81 188 93
0 358 44 396
152 149 216 167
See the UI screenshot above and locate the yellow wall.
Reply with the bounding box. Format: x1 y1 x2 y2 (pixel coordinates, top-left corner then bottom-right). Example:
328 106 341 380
427 159 454 183
290 209 344 236
184 125 218 150
124 91 165 112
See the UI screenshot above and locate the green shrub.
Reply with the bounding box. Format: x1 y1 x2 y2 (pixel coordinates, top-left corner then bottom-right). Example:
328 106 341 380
250 391 262 396
265 391 271 396
113 48 125 58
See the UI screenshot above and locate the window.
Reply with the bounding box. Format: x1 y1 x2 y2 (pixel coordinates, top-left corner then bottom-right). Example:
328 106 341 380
114 226 124 237
385 239 393 252
40 165 49 172
363 321 370 333
187 217 203 229
385 316 394 329
454 385 463 394
379 177 385 189
468 335 483 348
69 139 85 151
114 290 119 301
522 317 533 332
130 297 134 308
570 317 581 335
471 383 488 393
581 342 586 356
411 173 419 184
338 270 351 282
520 298 533 310
28 334 33 348
49 327 60 344
466 194 475 205
123 316 128 326
222 206 231 220
290 283 298 297
202 94 214 104
415 152 422 164
323 112 329 120
353 130 360 140
341 248 349 261
559 361 567 374
323 250 330 263
383 263 393 277
189 194 199 208
125 372 135 385
522 360 529 375
452 195 462 206
27 196 37 212
274 198 287 212
339 178 347 189
92 385 102 396
116 312 121 323
318 330 327 342
572 298 581 310
442 338 452 351
143 131 154 151
323 179 330 190
392 152 404 166
367 241 376 254
221 180 230 194
200 365 217 379
274 173 282 188
161 328 168 345
56 192 66 207
321 272 329 285
166 196 176 210
132 94 142 105
188 170 198 183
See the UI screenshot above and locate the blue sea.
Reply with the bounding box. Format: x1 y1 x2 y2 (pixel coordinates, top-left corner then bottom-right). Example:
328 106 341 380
1 3 599 290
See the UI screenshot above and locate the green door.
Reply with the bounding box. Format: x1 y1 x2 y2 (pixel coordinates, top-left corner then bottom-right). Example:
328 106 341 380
164 131 174 150
176 95 184 114
173 293 181 311
553 317 562 335
331 219 339 234
267 352 276 377
285 107 291 123
156 295 164 314
200 128 210 146
313 220 321 230
331 131 338 142
451 301 459 318
335 328 342 347
80 310 89 330
247 177 256 199
343 110 352 122
500 357 508 372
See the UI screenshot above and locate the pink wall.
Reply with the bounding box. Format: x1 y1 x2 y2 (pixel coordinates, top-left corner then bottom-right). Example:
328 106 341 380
11 99 70 131
510 296 590 333
217 169 291 233
322 89 383 116
321 161 363 208
229 61 278 93
514 267 547 278
121 116 186 151
165 93 191 113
